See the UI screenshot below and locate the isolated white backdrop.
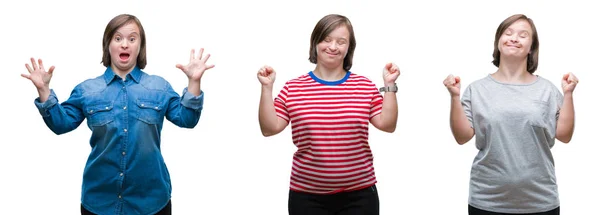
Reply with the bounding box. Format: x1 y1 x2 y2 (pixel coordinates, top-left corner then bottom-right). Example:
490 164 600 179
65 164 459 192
1 0 598 214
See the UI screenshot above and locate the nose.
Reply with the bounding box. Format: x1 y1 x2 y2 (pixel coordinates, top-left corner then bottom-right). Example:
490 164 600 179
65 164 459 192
328 41 337 50
509 34 518 43
120 40 128 49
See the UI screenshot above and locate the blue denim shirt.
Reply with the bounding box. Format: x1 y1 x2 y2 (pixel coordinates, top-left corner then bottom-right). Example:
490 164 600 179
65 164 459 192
34 66 203 215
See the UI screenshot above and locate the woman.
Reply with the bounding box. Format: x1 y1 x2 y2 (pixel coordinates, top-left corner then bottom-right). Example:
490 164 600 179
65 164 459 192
443 14 578 215
257 14 400 215
21 14 214 215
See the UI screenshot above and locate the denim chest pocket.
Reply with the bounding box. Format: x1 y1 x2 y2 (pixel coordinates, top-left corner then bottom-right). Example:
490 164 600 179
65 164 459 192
86 103 114 126
136 99 164 124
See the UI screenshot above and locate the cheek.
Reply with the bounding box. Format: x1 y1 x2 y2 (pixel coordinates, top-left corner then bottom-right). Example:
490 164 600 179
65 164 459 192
317 43 328 51
108 47 117 59
341 46 349 56
523 40 532 50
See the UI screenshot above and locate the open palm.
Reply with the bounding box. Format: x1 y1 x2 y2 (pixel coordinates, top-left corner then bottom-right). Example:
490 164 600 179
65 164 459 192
176 48 215 81
22 57 54 90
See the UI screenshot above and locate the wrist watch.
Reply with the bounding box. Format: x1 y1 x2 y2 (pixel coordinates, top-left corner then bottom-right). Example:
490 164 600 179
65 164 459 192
379 83 398 92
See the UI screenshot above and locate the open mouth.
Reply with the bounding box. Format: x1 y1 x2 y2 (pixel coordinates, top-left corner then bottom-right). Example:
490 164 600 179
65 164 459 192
119 53 130 61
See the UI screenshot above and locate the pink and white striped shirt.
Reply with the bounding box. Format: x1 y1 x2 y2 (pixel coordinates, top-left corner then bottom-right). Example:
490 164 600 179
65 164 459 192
275 71 384 194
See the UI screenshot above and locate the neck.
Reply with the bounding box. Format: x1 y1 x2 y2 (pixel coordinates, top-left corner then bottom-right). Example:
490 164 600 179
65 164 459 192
313 64 346 81
493 56 534 83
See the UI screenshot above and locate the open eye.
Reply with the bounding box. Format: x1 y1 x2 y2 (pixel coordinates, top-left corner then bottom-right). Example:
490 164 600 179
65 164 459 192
129 37 136 42
115 36 122 42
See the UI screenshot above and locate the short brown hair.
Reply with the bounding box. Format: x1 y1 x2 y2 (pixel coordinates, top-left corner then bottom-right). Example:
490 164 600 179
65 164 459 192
492 14 539 73
309 14 356 71
101 14 147 69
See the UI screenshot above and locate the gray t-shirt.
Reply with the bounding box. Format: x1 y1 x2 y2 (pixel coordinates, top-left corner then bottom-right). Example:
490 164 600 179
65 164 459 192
463 74 563 213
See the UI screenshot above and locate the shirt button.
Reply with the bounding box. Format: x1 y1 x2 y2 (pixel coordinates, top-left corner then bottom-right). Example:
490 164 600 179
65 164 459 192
105 107 109 110
123 129 127 132
122 152 126 156
123 106 127 110
141 104 145 107
89 110 93 113
118 195 122 199
120 173 124 176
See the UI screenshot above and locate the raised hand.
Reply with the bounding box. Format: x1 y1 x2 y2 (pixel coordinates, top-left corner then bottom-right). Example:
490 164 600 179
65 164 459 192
443 74 461 97
561 72 579 94
176 48 215 82
22 57 54 90
383 62 400 85
257 65 276 87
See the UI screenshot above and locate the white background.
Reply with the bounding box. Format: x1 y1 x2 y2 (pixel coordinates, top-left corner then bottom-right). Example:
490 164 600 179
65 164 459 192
1 0 598 214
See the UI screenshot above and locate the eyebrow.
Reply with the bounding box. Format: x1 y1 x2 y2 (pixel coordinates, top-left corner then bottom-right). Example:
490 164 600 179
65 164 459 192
325 36 348 41
114 31 140 37
506 28 531 34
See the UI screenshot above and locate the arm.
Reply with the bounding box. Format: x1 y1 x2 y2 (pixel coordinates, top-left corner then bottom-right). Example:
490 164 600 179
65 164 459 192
258 66 288 137
176 48 214 97
370 63 399 133
444 74 474 145
23 58 85 134
167 48 214 128
165 85 203 128
556 73 578 143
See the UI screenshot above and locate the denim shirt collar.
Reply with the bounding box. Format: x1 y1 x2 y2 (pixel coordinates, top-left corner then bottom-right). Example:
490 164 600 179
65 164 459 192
103 66 143 84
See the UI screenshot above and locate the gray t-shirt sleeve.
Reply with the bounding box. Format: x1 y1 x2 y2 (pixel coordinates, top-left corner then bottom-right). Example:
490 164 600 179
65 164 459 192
549 86 564 135
461 85 474 128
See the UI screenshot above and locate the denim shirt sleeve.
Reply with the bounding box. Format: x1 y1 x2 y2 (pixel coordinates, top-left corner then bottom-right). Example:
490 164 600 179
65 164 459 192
180 87 204 110
164 85 203 128
34 88 85 134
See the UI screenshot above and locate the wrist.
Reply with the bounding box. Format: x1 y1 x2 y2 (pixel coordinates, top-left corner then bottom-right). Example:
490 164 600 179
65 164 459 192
188 78 201 85
379 83 398 93
563 92 573 98
261 84 274 91
37 86 50 95
383 81 396 86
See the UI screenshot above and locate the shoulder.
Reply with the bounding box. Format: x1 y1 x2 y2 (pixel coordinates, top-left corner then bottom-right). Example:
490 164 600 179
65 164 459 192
284 73 313 87
466 75 491 89
347 73 375 85
535 75 556 87
74 75 106 94
139 71 170 90
535 75 562 94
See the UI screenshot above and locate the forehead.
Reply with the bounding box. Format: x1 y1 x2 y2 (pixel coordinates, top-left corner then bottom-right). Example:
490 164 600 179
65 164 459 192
506 19 532 32
114 22 140 35
326 25 350 38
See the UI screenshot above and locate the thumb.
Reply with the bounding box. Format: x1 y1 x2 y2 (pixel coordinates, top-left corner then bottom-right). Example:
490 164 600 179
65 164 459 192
48 66 55 75
562 73 569 81
454 76 461 84
384 62 392 71
265 66 274 74
176 64 185 71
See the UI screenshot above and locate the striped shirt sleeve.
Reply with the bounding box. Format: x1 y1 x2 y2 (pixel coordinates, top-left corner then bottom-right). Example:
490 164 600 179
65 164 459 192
274 83 290 122
369 81 384 118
